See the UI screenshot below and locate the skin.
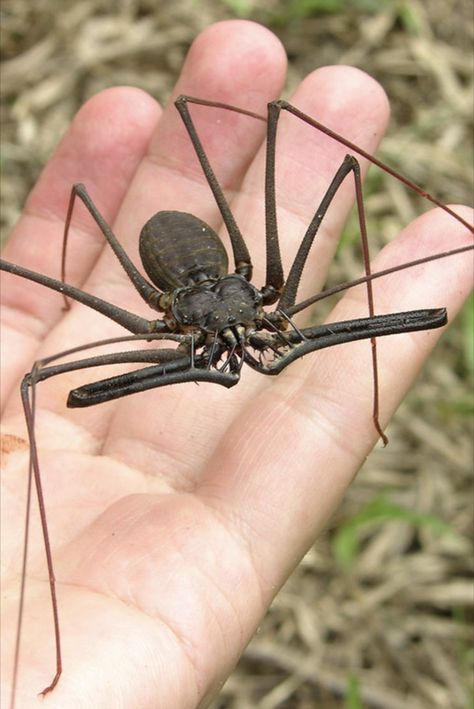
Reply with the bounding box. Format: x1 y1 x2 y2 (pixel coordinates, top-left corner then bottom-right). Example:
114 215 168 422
1 20 472 709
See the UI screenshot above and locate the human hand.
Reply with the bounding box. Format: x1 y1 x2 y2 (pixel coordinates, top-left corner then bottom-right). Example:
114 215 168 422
1 20 472 709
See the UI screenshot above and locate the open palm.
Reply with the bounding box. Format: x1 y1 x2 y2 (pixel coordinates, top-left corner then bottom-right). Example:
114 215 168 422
1 20 472 709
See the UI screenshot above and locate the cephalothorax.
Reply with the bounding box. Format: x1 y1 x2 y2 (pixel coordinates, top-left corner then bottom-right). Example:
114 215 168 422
140 211 264 335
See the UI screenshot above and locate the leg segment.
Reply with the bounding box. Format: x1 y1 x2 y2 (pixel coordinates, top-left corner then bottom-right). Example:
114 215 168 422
61 184 161 309
0 259 160 335
174 96 255 280
9 330 196 698
247 308 447 375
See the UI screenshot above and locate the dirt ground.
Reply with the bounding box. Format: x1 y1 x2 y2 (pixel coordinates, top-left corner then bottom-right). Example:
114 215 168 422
1 1 473 707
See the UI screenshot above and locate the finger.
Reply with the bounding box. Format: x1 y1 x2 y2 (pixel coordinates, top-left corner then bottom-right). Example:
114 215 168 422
231 64 390 296
103 65 390 484
2 22 287 430
1 88 160 408
198 208 473 596
74 20 287 317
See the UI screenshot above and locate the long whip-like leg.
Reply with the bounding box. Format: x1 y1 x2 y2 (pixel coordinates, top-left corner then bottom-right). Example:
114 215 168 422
286 243 474 317
10 383 36 709
8 330 194 701
18 374 62 698
262 101 387 439
273 100 474 233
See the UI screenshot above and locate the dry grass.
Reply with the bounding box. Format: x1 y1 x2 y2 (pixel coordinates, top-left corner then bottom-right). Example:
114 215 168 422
1 1 473 707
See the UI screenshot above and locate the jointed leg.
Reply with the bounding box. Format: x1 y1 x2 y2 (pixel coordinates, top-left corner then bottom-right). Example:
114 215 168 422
247 309 447 376
61 184 160 308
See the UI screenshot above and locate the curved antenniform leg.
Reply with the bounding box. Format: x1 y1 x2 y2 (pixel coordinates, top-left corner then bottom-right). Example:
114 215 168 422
20 329 237 412
247 308 447 374
32 348 191 384
16 328 240 410
67 359 239 407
